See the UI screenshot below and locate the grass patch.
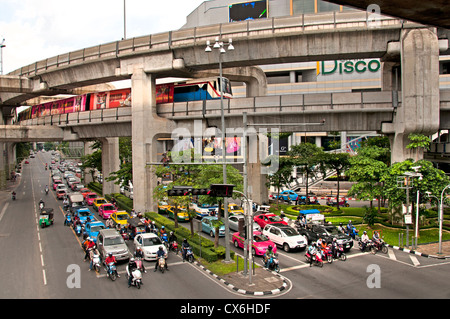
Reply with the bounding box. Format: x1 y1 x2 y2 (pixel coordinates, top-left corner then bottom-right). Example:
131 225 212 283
197 255 260 277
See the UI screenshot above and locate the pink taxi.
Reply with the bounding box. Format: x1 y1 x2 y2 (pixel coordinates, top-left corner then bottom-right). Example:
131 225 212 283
232 231 277 256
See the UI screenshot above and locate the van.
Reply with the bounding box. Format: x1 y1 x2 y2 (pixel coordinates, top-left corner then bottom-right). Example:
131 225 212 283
68 192 85 208
123 185 133 199
96 229 131 261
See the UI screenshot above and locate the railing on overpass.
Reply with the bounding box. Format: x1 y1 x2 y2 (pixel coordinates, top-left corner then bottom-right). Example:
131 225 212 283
9 11 412 77
17 91 397 127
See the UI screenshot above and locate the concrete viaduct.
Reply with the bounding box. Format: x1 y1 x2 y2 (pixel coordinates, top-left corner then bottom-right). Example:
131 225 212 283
0 11 448 212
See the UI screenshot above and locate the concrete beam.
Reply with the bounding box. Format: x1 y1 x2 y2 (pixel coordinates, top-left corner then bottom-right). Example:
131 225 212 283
0 125 64 142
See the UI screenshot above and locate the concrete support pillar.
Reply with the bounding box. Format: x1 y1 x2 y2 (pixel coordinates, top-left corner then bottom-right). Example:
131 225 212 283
389 28 440 164
100 137 120 195
83 141 95 184
130 68 176 213
247 133 268 205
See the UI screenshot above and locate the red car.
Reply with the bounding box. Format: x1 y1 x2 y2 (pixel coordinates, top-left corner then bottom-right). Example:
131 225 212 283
254 213 287 229
85 193 99 206
98 203 117 219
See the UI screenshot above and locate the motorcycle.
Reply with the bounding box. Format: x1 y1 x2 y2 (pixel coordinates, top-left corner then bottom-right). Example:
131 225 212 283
265 253 280 273
39 201 45 210
75 224 83 237
169 241 179 255
92 252 101 272
64 213 72 226
161 233 169 249
184 247 194 263
127 267 143 289
11 193 16 201
321 245 334 264
305 250 324 268
45 186 49 195
332 244 347 261
347 226 359 240
105 262 118 281
372 239 388 254
359 239 377 254
157 255 167 273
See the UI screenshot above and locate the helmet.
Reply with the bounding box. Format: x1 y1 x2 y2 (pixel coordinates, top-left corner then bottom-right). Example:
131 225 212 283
130 257 135 262
268 245 272 251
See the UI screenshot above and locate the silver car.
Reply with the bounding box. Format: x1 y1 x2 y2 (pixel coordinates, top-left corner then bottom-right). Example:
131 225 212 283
97 229 131 261
228 215 261 232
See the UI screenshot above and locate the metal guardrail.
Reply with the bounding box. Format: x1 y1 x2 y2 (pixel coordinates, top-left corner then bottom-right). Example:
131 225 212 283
9 11 415 77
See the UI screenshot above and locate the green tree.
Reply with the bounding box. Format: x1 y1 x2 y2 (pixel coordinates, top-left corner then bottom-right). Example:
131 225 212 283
406 133 431 162
319 152 351 210
287 143 324 197
80 141 102 183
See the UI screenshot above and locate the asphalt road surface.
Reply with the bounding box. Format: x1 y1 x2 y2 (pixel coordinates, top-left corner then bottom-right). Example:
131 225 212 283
1 151 450 302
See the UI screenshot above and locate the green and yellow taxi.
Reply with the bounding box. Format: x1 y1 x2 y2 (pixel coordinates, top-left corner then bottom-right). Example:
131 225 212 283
167 206 190 222
158 201 170 214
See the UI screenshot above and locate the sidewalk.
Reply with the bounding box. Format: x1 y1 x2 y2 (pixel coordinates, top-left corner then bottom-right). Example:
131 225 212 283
196 262 290 296
392 241 450 259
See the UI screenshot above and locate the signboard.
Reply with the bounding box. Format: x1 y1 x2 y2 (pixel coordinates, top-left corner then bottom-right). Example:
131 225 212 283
229 0 268 22
404 214 413 225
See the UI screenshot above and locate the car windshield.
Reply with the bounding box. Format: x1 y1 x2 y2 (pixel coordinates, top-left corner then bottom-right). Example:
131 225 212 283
88 194 97 198
104 236 125 246
116 214 129 220
267 215 282 222
143 236 163 246
97 199 107 204
283 228 299 236
103 205 115 211
91 225 105 232
78 210 91 217
254 234 269 242
324 226 340 235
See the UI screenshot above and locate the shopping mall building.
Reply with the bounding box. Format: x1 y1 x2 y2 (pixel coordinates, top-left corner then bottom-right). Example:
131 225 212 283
180 0 450 156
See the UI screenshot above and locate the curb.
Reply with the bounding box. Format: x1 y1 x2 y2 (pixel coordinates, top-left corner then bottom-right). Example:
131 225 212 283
195 261 289 296
386 244 450 260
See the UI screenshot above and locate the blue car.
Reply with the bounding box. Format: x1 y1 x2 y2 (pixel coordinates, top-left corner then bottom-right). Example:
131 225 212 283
201 216 225 237
273 190 299 201
84 221 105 243
74 207 96 224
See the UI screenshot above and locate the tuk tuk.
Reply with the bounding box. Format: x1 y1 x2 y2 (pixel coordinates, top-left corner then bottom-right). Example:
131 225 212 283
40 208 54 228
128 217 146 238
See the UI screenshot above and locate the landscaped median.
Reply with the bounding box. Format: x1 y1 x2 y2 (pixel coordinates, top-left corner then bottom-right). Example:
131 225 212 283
144 212 235 263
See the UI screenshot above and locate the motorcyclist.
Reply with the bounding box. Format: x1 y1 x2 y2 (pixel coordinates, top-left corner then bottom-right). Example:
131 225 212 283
330 238 338 257
337 222 345 234
45 185 49 194
169 231 177 250
263 245 275 269
11 191 16 200
159 225 167 237
39 199 45 210
181 238 191 262
154 246 169 272
307 242 318 267
127 258 138 287
105 253 119 277
360 231 370 251
89 247 100 271
83 238 96 261
134 247 147 273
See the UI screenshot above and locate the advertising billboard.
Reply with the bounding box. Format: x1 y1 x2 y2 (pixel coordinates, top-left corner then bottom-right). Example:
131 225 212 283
229 0 268 22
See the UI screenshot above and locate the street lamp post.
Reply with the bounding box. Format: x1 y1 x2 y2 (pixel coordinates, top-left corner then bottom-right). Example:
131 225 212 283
0 38 6 75
206 37 234 262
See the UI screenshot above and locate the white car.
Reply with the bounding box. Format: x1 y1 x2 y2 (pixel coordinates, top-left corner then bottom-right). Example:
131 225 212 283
133 233 167 261
262 224 307 252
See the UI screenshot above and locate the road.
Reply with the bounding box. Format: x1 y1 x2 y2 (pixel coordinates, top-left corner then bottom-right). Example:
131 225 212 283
1 150 450 302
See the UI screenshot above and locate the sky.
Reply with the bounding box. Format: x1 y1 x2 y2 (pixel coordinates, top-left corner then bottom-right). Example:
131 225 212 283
0 0 206 74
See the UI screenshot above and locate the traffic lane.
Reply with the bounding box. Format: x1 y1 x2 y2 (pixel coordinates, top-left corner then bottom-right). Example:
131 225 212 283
0 161 49 298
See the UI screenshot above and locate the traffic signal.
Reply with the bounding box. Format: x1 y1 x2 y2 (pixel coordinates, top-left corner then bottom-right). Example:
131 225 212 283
167 186 192 196
192 188 211 196
209 184 235 197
